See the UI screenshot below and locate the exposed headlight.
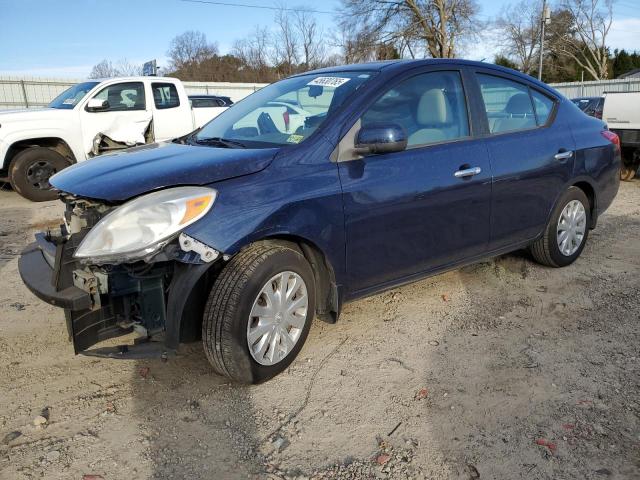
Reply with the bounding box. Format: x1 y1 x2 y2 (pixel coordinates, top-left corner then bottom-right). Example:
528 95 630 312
74 186 216 262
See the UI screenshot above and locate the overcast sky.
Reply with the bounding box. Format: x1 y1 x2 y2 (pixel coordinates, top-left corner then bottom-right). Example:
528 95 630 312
0 0 638 78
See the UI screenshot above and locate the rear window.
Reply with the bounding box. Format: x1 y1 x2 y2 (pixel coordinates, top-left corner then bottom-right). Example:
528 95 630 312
477 74 554 134
152 83 180 109
191 97 223 108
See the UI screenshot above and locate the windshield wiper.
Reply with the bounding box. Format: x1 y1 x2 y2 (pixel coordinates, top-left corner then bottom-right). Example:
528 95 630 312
193 137 247 149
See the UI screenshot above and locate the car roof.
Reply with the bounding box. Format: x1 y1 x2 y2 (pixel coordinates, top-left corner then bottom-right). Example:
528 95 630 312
297 59 558 96
87 76 178 83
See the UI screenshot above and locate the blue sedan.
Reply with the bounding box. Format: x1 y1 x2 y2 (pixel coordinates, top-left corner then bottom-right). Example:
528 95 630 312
19 60 621 383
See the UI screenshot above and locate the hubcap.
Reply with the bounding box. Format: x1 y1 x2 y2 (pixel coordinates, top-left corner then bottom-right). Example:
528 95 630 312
557 199 586 256
25 160 56 190
247 271 308 366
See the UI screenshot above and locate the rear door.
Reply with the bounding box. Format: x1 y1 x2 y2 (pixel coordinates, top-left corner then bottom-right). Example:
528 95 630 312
470 69 575 250
337 68 492 294
150 82 194 140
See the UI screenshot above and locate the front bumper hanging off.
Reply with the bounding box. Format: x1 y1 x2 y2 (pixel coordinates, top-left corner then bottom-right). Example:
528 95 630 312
20 237 92 310
18 232 214 359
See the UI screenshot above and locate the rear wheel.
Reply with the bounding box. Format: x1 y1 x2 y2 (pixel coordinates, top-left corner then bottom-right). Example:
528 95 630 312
529 187 590 268
202 242 315 384
9 147 70 201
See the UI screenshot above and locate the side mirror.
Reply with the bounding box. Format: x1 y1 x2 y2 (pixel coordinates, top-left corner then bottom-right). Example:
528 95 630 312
86 98 109 112
354 123 408 155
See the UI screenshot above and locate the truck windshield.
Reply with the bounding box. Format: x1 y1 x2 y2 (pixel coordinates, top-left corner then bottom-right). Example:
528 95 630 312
193 72 375 148
48 81 99 109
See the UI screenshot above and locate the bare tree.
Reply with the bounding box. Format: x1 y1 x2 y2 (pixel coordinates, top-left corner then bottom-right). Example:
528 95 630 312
294 9 326 68
340 0 481 59
89 58 142 78
552 0 613 79
167 31 218 71
114 59 143 76
233 26 273 81
494 0 542 74
272 7 300 76
89 59 119 79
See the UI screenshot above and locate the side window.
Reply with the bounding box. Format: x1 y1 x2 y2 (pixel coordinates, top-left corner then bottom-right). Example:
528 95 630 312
152 83 180 109
477 74 536 134
531 90 555 125
361 71 470 148
91 82 145 111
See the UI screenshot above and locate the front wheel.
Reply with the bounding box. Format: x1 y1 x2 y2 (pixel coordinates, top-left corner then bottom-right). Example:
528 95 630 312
9 147 70 201
202 241 315 384
529 187 590 268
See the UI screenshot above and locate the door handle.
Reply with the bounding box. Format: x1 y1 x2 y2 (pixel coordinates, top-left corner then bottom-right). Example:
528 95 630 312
554 150 573 160
454 166 482 178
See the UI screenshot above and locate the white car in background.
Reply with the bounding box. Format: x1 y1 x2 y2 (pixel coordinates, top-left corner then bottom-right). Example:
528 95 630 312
0 77 226 201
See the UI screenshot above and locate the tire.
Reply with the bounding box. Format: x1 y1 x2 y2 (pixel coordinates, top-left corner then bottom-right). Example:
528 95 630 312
9 147 70 202
202 241 316 384
529 186 591 268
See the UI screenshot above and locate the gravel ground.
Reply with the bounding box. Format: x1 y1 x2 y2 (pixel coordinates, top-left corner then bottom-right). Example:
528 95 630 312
0 181 638 480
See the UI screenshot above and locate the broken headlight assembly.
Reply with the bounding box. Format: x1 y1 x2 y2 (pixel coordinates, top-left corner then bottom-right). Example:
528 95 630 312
74 186 216 263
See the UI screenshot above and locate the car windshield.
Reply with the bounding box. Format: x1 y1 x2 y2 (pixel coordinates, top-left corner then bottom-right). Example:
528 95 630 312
192 72 375 148
48 81 99 109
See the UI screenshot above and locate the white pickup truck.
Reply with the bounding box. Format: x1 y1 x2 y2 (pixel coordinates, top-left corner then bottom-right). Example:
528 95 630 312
0 76 227 201
602 91 640 180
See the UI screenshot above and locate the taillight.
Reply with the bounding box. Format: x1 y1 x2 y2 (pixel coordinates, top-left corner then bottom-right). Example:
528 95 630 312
601 130 620 149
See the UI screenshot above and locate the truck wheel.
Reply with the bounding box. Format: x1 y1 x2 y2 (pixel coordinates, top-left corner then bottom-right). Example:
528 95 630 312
529 186 590 268
9 147 70 201
202 242 315 384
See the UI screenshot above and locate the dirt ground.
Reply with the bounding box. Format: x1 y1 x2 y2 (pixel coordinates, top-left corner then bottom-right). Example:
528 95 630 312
0 180 638 480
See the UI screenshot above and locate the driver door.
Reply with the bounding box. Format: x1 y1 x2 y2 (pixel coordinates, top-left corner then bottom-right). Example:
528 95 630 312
80 81 151 155
336 69 492 294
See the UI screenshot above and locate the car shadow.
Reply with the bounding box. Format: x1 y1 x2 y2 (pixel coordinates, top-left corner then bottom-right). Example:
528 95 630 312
133 202 639 478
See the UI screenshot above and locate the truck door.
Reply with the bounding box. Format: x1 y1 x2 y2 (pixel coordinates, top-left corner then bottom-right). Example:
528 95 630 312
80 81 152 156
150 82 194 141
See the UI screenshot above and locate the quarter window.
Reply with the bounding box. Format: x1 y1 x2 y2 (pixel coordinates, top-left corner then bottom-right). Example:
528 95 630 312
91 82 145 111
531 89 554 125
477 74 537 134
361 71 470 148
152 83 180 109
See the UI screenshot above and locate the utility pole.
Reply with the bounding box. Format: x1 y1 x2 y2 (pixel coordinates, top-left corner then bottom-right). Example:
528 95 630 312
538 0 551 81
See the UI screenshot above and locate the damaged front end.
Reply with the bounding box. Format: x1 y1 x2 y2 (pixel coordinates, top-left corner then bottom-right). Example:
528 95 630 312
19 189 221 358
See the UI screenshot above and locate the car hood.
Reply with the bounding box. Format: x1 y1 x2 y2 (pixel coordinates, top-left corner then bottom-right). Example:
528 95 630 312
51 142 278 202
0 108 73 131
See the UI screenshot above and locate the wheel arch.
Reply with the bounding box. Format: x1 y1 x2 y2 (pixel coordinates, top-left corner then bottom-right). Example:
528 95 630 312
249 234 341 324
571 179 598 229
5 137 77 173
171 233 341 349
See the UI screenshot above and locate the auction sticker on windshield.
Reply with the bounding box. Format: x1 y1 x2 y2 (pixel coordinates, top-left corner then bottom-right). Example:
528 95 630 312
307 77 350 87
